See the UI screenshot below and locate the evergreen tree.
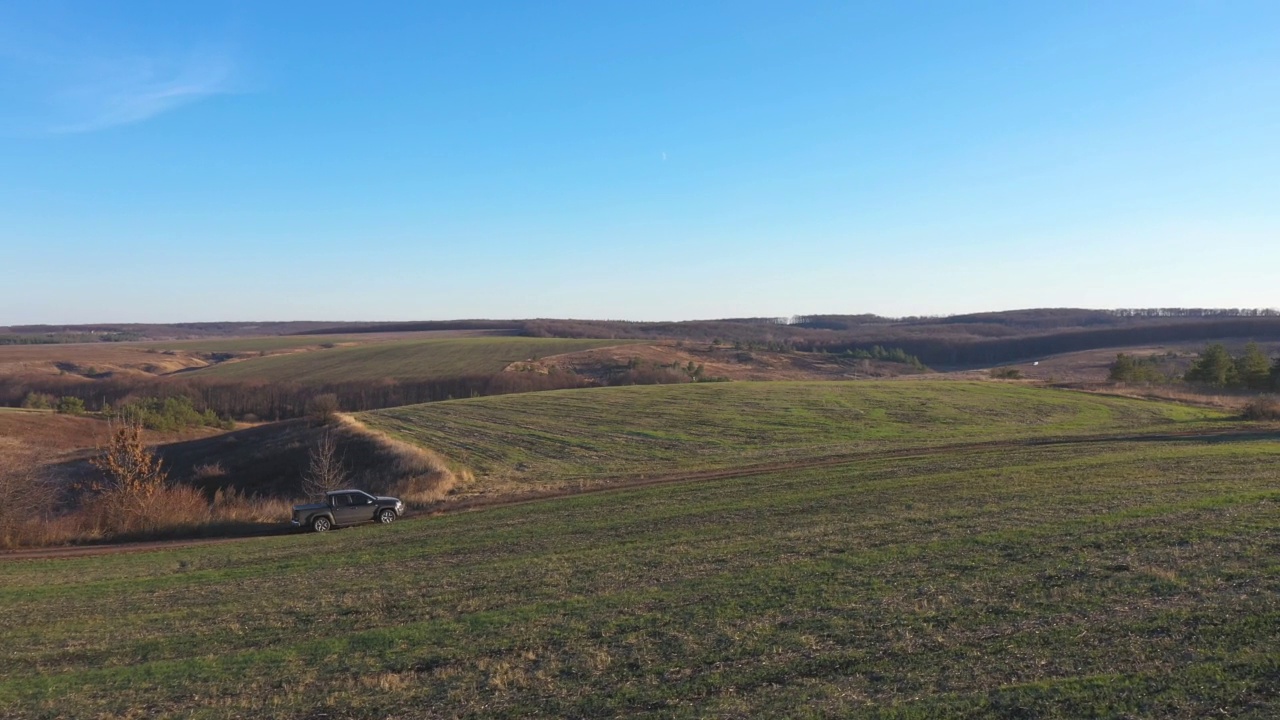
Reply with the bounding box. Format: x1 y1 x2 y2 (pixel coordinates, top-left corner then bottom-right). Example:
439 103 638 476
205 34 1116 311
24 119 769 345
1184 343 1238 386
1235 343 1273 390
1108 353 1136 382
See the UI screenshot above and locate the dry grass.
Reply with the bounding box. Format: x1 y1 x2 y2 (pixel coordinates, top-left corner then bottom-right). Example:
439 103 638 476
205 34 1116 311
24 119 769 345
336 413 466 507
1069 382 1257 411
0 447 55 548
1242 396 1280 420
190 461 227 481
512 341 922 382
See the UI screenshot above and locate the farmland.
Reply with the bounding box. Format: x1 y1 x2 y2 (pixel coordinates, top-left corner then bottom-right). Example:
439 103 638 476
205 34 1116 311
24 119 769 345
139 329 514 354
188 337 633 383
3 432 1278 718
363 381 1225 494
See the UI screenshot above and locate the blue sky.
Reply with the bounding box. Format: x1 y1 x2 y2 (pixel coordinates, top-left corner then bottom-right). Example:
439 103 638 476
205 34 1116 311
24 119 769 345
2 1 1278 324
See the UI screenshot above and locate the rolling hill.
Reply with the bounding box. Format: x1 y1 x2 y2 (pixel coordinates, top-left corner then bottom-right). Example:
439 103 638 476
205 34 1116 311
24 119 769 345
3 431 1277 717
362 381 1225 496
187 337 633 383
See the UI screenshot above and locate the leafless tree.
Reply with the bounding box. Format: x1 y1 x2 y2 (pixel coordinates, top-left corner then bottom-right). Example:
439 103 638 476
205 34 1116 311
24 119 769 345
302 431 348 499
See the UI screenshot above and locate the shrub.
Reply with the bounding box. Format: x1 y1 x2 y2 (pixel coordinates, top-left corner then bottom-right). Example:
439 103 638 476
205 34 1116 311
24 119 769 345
85 422 205 535
990 368 1022 380
111 395 226 432
20 392 54 409
1108 353 1173 383
1241 397 1280 421
191 462 227 482
55 396 86 415
306 393 341 425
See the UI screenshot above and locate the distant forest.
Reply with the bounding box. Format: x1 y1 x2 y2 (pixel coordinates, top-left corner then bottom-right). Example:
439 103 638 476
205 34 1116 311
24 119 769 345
7 308 1280 368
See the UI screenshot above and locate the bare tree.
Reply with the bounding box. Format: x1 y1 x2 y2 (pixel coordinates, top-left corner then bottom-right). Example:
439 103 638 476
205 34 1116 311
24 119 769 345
302 431 348 498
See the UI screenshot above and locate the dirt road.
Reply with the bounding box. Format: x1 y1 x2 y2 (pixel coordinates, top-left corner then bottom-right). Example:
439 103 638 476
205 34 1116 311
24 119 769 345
4 427 1275 561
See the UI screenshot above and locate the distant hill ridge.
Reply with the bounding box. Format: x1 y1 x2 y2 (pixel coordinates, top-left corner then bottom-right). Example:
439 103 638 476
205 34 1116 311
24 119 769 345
5 308 1280 366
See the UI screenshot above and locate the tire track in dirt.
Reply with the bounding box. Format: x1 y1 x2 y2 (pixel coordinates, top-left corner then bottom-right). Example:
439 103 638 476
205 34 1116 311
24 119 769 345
5 427 1276 561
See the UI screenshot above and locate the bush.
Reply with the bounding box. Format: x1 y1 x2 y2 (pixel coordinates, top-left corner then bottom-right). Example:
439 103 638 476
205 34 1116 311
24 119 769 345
111 396 227 432
191 462 227 482
306 393 341 425
1241 397 1280 421
85 422 205 536
20 392 54 409
990 368 1022 380
1108 353 1174 383
55 396 86 415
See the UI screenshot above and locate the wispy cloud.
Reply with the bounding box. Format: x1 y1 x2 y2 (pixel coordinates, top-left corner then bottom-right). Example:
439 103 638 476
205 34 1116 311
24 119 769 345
0 6 238 136
49 50 235 133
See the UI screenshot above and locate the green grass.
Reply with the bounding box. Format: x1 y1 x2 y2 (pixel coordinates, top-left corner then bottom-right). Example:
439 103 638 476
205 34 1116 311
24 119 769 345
363 381 1227 491
139 335 376 353
2 436 1278 718
186 337 630 382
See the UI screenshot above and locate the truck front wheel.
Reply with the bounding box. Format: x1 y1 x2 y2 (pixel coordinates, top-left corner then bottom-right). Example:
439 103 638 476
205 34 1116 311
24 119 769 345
378 509 397 524
311 516 332 532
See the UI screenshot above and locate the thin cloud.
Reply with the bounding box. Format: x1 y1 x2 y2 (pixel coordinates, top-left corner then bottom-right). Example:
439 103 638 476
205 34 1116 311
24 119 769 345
49 50 235 133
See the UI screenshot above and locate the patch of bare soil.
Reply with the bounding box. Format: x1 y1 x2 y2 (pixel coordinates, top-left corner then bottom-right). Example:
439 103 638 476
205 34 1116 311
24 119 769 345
507 342 921 382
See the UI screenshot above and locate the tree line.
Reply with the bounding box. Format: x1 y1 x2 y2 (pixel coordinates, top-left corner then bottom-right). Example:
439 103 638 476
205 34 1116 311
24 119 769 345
1110 343 1280 390
0 370 592 422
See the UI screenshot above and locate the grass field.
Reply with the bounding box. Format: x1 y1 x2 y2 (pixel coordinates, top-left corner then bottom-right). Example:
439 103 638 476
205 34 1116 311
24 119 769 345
139 335 373 353
363 381 1226 493
138 329 515 354
188 337 631 383
2 434 1277 718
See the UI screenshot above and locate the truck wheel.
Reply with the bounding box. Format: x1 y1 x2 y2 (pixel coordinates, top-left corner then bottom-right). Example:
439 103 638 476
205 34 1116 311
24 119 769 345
311 516 332 532
378 509 397 524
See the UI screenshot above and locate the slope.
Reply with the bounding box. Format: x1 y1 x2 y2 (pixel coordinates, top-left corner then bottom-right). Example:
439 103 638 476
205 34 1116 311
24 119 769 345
362 381 1225 496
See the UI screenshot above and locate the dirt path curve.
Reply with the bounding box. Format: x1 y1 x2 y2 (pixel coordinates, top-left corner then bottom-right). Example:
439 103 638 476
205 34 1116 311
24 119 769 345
5 427 1276 561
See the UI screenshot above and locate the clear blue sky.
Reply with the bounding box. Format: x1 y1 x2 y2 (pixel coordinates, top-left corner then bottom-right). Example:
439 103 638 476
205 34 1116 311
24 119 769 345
2 1 1278 324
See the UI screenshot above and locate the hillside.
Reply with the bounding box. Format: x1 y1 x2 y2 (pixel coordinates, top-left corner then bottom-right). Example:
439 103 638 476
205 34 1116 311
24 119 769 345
8 309 1280 368
4 432 1277 717
187 337 631 383
363 381 1224 496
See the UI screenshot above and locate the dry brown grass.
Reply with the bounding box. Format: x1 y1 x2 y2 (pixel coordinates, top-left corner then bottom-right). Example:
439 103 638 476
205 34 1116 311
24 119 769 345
0 447 56 548
1241 396 1280 420
509 341 920 382
0 343 211 378
209 487 293 524
1068 382 1255 411
336 413 465 507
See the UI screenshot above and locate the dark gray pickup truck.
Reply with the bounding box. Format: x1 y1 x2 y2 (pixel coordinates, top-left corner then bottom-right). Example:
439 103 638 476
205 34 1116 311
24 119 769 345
292 489 404 532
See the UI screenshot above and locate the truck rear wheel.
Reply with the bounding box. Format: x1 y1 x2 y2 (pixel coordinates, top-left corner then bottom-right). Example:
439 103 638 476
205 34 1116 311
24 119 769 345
311 516 332 532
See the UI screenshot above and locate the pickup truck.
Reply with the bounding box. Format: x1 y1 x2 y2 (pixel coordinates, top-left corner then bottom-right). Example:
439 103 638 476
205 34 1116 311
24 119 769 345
292 489 404 532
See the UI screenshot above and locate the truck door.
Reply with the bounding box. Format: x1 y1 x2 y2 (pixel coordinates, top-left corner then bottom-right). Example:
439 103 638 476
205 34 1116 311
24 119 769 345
331 493 364 525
